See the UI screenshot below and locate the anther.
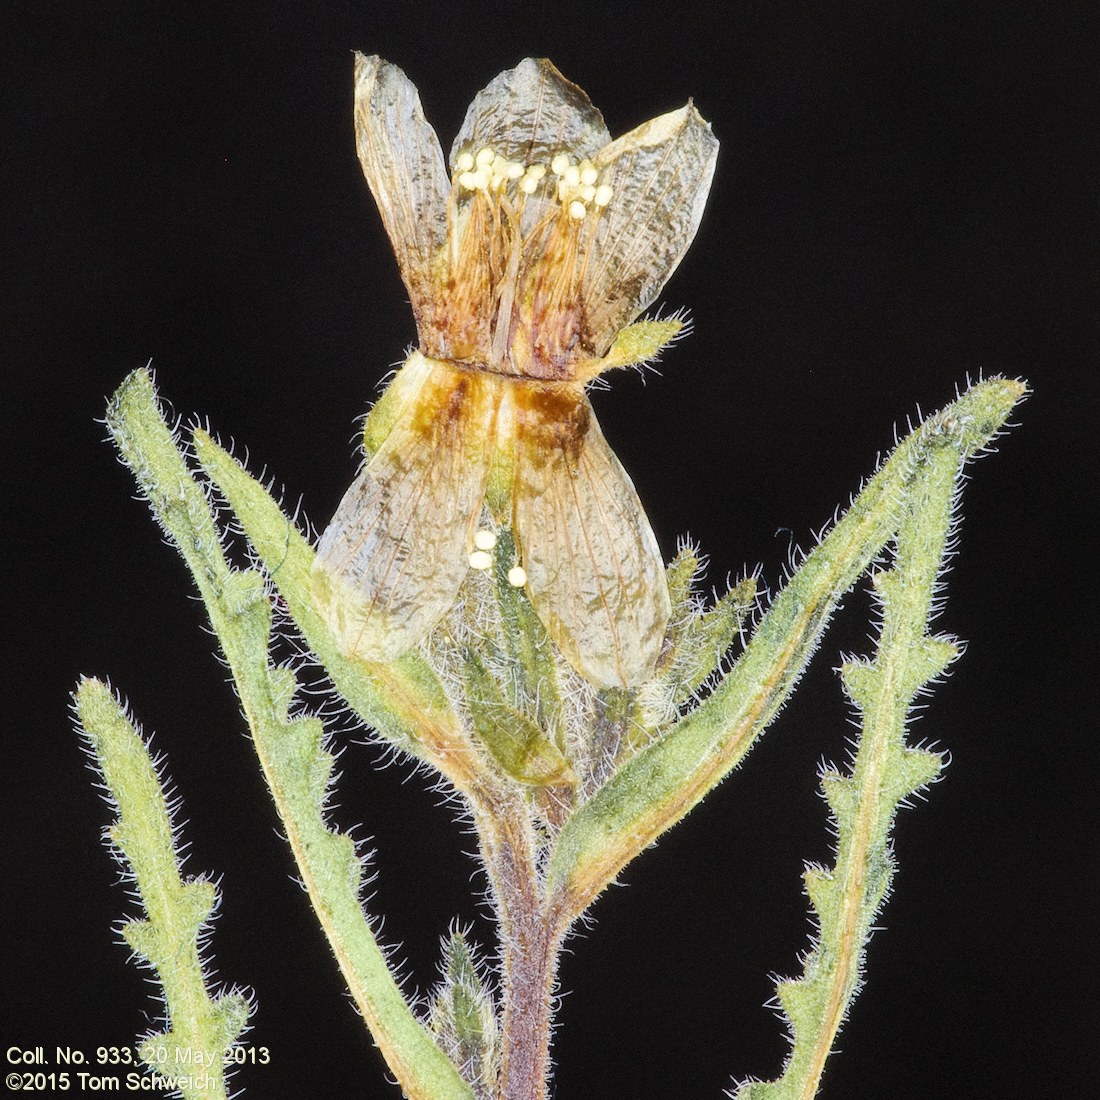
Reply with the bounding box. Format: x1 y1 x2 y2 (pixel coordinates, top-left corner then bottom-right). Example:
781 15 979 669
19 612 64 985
473 529 498 551
469 550 493 570
593 183 614 207
568 199 587 220
455 151 475 172
475 147 495 167
507 565 528 587
550 153 570 176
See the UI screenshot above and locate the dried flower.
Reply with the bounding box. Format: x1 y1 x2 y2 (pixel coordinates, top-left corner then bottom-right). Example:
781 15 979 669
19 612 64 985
314 54 717 688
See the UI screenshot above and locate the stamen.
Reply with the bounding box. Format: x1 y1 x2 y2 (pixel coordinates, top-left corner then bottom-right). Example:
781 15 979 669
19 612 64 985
507 565 528 587
443 143 618 373
473 529 498 551
469 550 493 570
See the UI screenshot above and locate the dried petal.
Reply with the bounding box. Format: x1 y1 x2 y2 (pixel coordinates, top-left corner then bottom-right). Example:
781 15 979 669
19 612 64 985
313 355 496 662
583 104 718 354
450 58 610 173
353 54 450 339
511 386 670 688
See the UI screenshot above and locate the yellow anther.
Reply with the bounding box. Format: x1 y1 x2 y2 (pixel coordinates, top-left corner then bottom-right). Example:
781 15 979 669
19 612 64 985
526 164 547 181
580 184 596 203
519 176 539 195
551 153 570 175
563 164 581 187
476 147 495 167
507 565 528 587
580 164 599 186
473 529 498 551
505 162 525 180
469 550 493 570
568 199 587 220
593 183 614 207
455 151 475 172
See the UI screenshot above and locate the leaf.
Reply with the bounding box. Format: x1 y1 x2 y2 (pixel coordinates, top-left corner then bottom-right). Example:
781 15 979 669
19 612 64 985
74 678 249 1100
547 378 1026 914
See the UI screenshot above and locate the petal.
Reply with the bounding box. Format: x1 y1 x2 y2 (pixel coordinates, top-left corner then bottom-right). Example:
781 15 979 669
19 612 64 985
353 54 450 335
313 355 498 663
582 104 718 353
511 387 670 688
450 58 610 171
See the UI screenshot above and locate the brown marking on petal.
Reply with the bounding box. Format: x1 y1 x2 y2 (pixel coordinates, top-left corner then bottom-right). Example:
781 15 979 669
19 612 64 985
512 381 590 468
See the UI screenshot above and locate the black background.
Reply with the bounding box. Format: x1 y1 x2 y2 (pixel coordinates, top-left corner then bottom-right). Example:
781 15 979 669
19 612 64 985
6 2 1095 1097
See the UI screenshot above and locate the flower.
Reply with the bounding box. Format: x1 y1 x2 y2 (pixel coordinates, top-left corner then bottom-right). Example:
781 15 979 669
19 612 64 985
313 54 718 689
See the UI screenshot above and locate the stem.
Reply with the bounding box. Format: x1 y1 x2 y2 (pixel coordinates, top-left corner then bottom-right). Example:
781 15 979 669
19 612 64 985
470 790 566 1100
498 905 566 1100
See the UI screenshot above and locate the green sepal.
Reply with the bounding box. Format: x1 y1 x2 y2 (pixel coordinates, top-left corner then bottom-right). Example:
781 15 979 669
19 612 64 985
490 531 563 739
664 544 701 634
461 647 575 788
599 318 684 372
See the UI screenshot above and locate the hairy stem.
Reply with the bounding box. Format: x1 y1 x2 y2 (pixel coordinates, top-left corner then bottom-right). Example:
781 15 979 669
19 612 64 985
497 903 566 1100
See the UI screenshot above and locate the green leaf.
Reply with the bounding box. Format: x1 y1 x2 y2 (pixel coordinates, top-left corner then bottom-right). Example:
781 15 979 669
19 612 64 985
737 439 963 1098
106 369 474 1100
193 425 488 797
74 678 248 1100
548 377 1026 914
